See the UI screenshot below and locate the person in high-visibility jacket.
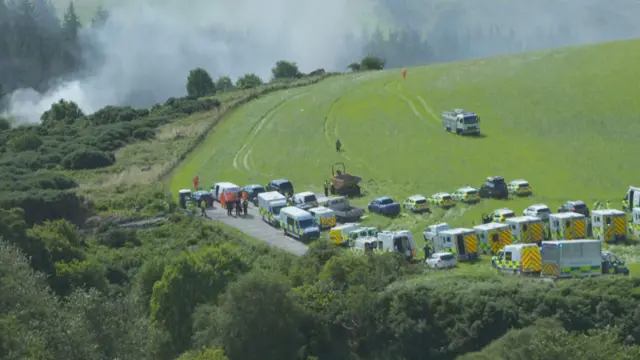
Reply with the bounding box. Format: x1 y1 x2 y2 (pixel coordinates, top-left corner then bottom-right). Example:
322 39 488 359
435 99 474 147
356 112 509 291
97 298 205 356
200 201 207 217
221 193 226 212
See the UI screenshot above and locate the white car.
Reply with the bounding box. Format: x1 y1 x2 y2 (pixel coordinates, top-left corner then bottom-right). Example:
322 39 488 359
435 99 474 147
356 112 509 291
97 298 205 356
523 204 551 221
426 252 457 269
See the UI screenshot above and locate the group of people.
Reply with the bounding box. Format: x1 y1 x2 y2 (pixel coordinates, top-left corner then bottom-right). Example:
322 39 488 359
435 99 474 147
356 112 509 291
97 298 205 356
220 190 249 217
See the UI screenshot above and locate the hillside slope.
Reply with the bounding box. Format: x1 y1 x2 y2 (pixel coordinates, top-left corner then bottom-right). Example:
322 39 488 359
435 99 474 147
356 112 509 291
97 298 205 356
172 38 640 245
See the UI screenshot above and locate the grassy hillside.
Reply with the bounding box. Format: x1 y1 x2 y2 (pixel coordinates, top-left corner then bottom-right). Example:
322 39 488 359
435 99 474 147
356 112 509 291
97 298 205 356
171 38 640 250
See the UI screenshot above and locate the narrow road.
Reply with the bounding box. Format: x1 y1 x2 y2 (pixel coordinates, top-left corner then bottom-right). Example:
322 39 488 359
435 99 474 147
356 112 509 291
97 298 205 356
205 203 309 256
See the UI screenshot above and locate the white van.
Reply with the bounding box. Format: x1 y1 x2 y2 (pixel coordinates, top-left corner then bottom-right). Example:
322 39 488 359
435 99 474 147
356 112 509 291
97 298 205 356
210 182 240 202
257 191 287 227
307 206 336 230
377 230 418 261
292 192 319 210
279 206 320 242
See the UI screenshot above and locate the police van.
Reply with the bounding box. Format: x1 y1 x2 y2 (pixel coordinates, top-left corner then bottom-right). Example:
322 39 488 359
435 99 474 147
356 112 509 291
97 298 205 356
257 191 287 227
279 206 320 242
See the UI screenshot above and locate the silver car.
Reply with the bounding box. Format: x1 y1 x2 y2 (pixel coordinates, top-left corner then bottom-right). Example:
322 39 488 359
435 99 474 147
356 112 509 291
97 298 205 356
426 252 457 269
522 204 551 221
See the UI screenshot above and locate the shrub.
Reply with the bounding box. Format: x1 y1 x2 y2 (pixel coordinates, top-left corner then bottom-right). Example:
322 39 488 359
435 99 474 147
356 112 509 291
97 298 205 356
0 117 10 130
9 133 43 152
347 62 361 72
61 148 115 170
215 76 235 92
186 68 216 97
41 99 84 126
271 60 301 79
95 221 140 248
360 55 386 70
236 73 263 89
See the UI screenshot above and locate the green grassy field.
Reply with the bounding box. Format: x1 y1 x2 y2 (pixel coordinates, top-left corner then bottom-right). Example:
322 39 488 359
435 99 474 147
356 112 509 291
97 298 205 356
170 39 640 262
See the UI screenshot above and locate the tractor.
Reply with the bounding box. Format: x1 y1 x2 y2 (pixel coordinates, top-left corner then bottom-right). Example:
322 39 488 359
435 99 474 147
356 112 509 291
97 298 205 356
330 163 362 197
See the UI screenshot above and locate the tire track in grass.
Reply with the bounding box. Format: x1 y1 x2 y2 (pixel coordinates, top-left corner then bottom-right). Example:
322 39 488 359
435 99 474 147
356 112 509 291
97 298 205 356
399 94 435 128
416 95 440 123
233 92 309 171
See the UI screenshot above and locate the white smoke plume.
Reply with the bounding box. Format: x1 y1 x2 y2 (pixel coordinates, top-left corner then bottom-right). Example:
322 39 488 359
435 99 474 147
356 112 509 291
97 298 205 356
2 0 373 124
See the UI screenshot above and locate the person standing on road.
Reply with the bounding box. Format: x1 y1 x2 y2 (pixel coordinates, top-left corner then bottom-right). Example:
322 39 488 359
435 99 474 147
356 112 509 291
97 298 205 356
221 193 227 212
243 199 248 217
335 139 342 152
424 244 431 260
323 180 329 197
200 201 207 218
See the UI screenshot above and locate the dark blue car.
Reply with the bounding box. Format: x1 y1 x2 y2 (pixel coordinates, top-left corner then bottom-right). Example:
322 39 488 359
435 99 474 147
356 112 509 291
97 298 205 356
368 196 401 216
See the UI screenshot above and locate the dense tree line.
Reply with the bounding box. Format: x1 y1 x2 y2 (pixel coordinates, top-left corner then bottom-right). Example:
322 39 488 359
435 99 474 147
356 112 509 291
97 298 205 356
356 24 582 69
0 0 86 98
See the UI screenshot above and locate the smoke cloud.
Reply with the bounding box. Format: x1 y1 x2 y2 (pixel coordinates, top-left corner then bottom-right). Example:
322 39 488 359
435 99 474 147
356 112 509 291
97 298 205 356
3 0 373 123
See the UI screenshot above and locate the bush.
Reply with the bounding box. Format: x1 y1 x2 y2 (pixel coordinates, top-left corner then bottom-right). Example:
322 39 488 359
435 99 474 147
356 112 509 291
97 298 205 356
61 148 115 170
347 62 361 72
186 68 216 97
215 76 235 92
0 117 10 130
9 133 43 151
89 106 149 125
40 99 84 126
271 60 301 79
360 55 386 70
236 73 263 89
95 221 140 248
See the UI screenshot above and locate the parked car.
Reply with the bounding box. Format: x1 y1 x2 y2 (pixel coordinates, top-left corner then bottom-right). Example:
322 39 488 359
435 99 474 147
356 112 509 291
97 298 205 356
508 179 533 196
368 197 401 216
426 252 457 269
243 184 266 205
452 186 481 204
403 195 430 213
482 208 516 224
479 176 509 199
266 179 294 196
523 204 551 221
557 200 590 217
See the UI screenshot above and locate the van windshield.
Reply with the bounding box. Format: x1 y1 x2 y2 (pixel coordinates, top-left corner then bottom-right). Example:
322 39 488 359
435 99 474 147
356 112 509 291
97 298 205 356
415 199 427 204
442 196 452 201
299 219 314 228
272 205 284 215
463 116 478 124
465 190 478 195
303 195 317 203
368 229 377 237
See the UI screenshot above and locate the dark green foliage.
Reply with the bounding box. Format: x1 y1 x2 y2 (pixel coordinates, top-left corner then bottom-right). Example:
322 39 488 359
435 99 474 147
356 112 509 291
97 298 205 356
0 117 10 131
8 133 42 151
272 60 301 79
360 55 386 70
95 221 140 248
61 147 116 170
236 73 263 89
347 62 361 71
187 68 216 97
89 105 149 125
41 99 85 126
215 76 235 92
